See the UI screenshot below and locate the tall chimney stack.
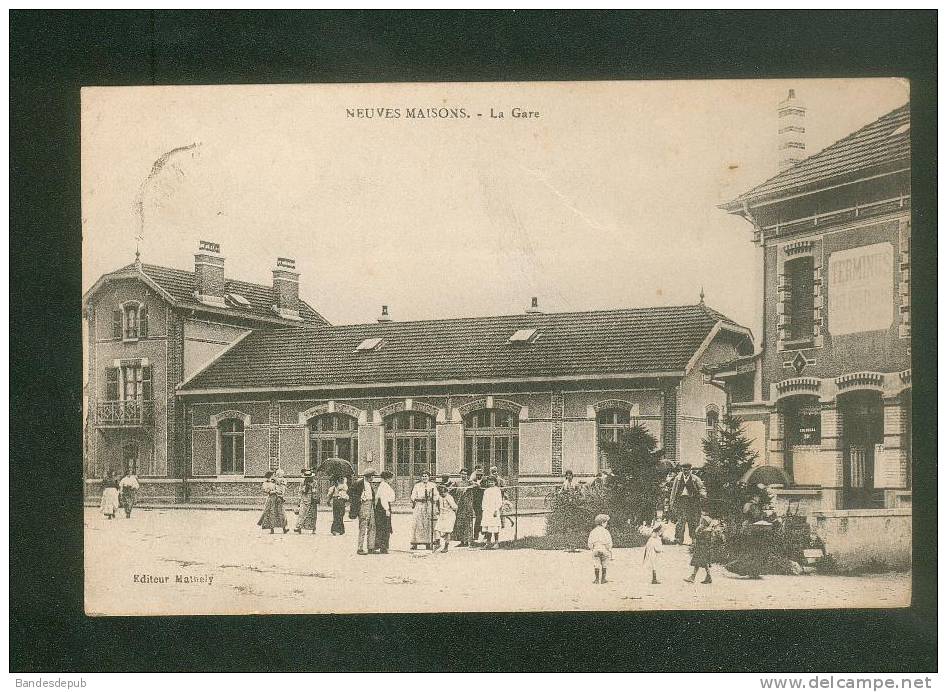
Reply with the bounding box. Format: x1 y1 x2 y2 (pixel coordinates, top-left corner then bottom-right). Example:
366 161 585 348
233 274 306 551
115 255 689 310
272 257 301 320
777 88 807 172
194 240 226 305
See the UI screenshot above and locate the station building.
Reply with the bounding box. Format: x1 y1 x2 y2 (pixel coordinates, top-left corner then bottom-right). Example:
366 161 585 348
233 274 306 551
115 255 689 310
717 99 912 512
84 242 753 504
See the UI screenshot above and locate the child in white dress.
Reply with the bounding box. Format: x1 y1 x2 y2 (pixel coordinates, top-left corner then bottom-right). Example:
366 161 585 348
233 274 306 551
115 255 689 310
643 524 663 584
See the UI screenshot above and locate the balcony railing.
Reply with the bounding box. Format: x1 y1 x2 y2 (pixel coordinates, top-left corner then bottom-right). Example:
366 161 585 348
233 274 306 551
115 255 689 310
95 400 155 427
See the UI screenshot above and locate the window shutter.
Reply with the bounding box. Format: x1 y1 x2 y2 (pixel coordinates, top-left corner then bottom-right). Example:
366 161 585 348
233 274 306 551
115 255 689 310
139 305 149 338
112 309 122 339
142 365 153 400
106 368 119 400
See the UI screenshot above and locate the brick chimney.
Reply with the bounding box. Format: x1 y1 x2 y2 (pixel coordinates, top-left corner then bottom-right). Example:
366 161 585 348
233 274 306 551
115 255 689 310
272 257 301 319
194 240 226 306
377 305 392 323
777 88 807 172
525 296 542 314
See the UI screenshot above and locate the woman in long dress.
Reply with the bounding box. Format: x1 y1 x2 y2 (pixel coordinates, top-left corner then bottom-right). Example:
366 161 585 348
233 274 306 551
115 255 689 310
327 477 349 535
480 476 504 549
410 471 438 550
100 473 120 520
258 471 289 534
294 469 318 534
434 484 458 552
451 475 475 547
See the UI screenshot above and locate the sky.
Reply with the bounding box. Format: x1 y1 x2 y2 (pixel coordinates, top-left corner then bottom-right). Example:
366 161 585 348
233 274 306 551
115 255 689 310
82 78 909 333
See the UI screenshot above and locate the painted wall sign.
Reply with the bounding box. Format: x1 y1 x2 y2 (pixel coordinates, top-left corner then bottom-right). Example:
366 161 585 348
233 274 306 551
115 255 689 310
828 242 893 335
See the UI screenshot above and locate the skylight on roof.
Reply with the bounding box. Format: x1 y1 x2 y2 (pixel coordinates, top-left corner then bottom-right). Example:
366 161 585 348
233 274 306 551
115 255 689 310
508 328 539 345
225 292 251 308
355 337 384 352
889 123 910 137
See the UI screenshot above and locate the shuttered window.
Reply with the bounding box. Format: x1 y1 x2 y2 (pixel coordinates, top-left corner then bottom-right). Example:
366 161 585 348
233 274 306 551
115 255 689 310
106 368 120 400
112 309 122 339
786 256 814 342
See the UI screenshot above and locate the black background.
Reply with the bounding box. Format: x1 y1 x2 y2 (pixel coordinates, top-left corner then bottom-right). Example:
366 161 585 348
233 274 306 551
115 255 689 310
10 10 937 672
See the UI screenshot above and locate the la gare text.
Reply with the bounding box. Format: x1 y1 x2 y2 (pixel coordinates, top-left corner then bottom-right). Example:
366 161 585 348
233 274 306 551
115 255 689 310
345 107 540 119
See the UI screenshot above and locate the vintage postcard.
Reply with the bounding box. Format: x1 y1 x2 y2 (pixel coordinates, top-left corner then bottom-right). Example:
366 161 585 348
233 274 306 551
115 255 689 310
82 79 912 615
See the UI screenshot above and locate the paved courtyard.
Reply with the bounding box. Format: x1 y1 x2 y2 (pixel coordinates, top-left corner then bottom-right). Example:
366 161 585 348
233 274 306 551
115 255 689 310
84 507 911 615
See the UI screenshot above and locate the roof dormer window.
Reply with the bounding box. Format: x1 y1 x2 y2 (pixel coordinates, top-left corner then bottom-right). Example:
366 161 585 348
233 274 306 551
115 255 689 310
507 328 539 345
225 292 251 308
355 337 384 352
113 301 148 341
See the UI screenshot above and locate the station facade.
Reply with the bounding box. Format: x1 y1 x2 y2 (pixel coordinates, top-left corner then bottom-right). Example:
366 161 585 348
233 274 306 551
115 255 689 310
718 101 912 511
84 243 753 504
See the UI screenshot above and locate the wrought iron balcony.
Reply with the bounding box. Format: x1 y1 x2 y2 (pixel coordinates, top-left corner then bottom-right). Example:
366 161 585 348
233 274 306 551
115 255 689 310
95 400 155 427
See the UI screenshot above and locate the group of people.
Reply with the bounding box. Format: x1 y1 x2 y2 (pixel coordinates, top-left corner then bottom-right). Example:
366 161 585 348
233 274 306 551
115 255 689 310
253 464 514 555
99 470 140 520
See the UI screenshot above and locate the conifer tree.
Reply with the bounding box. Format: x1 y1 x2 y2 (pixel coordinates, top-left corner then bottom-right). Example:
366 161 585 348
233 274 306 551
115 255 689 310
701 413 759 519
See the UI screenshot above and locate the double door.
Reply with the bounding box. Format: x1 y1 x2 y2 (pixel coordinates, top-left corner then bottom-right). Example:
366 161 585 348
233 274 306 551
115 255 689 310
842 395 884 509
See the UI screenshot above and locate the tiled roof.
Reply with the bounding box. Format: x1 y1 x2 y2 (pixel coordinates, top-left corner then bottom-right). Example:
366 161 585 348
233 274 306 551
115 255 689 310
723 103 910 209
116 263 328 325
180 303 747 391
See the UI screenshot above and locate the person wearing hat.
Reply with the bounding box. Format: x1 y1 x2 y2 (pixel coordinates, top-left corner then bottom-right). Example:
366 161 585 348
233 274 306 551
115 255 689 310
669 463 706 544
372 470 396 553
588 514 613 584
349 468 377 555
294 469 319 534
257 471 289 534
326 476 349 536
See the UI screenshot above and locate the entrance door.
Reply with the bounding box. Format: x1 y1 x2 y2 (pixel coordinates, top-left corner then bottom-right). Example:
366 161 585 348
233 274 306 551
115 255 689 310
841 393 883 509
384 412 436 498
123 441 139 475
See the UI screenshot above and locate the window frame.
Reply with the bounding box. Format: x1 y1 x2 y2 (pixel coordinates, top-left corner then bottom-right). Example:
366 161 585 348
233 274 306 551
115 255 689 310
596 408 632 471
785 256 815 344
307 412 359 472
463 408 519 478
218 417 246 476
384 411 437 480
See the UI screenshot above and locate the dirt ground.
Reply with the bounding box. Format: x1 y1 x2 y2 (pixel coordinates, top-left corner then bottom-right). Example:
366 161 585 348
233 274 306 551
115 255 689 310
84 507 911 615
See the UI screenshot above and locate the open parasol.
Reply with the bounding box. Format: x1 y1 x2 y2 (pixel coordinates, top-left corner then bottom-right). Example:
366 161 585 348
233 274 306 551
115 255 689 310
316 457 356 481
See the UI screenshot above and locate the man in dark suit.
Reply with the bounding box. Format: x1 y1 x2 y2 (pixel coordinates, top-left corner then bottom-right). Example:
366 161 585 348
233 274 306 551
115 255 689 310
670 463 706 544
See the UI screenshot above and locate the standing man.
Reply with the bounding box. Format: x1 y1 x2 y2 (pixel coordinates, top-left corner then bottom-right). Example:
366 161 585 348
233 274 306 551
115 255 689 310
670 463 706 544
118 470 140 518
410 471 438 550
373 470 396 553
349 468 377 555
490 465 507 487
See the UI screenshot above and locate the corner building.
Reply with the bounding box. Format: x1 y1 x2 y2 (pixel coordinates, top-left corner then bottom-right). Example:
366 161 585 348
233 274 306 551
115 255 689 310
719 102 912 511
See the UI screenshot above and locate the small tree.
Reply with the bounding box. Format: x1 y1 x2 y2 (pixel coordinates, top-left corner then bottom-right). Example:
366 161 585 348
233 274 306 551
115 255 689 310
701 413 759 521
601 424 667 526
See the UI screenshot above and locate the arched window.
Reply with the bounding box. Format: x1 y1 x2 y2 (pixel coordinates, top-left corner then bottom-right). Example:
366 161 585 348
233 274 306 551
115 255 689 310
308 413 359 470
385 411 436 490
219 419 245 474
464 408 518 478
596 408 631 471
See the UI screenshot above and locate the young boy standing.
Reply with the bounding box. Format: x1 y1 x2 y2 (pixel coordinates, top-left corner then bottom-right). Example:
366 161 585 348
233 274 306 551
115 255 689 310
588 514 613 584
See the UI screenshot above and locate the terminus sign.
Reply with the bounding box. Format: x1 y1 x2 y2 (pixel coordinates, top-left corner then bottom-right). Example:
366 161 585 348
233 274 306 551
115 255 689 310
828 242 894 335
